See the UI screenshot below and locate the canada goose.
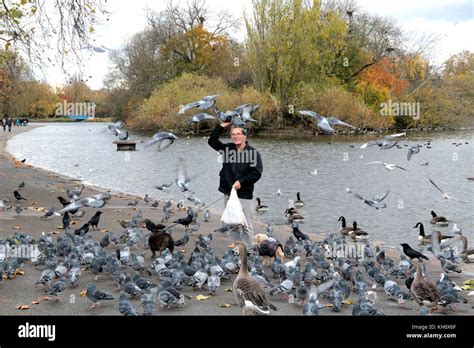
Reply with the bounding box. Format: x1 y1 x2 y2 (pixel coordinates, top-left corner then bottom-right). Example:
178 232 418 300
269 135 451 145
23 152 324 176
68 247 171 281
430 211 448 226
294 192 305 207
338 216 360 236
410 261 443 313
414 222 452 244
349 221 368 241
230 243 278 315
255 197 269 212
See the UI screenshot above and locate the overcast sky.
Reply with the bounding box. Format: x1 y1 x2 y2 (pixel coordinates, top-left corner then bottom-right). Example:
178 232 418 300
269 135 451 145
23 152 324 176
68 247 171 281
39 0 473 90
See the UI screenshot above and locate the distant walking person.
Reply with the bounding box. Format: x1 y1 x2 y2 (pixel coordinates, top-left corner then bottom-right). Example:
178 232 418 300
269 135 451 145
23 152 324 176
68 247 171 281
208 122 263 248
6 117 12 132
1 117 6 132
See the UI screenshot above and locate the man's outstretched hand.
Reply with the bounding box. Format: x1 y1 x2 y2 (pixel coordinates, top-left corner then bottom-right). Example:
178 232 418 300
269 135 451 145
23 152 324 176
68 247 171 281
221 122 232 129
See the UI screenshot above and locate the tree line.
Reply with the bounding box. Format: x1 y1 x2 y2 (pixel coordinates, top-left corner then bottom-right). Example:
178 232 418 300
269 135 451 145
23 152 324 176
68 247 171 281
1 0 472 133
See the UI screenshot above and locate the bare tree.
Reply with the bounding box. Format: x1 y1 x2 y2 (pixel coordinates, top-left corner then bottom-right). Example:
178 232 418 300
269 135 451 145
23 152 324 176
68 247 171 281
0 0 109 70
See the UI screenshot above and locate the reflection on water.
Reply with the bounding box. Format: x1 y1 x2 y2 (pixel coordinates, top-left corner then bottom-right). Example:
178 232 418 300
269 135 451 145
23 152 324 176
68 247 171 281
6 123 474 248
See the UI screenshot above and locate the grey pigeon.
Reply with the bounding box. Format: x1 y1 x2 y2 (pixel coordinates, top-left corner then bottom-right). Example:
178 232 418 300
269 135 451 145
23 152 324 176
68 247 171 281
141 289 155 316
119 292 139 316
145 132 178 152
178 94 220 114
86 283 114 308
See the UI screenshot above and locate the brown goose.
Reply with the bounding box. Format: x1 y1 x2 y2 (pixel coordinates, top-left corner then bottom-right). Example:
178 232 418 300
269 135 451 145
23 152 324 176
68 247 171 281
410 261 443 313
230 242 277 315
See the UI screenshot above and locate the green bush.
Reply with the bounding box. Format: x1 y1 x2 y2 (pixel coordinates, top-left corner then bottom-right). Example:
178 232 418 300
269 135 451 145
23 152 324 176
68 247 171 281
128 73 276 134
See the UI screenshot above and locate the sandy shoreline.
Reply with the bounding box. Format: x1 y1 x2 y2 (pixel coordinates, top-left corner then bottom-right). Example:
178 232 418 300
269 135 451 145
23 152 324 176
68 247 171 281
0 125 472 316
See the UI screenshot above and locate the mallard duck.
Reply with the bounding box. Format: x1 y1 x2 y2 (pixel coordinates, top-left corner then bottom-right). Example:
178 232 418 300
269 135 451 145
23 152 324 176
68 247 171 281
255 197 268 212
414 222 452 244
230 243 278 315
430 210 448 226
294 192 305 207
410 261 443 313
285 207 304 223
349 221 369 241
338 216 360 236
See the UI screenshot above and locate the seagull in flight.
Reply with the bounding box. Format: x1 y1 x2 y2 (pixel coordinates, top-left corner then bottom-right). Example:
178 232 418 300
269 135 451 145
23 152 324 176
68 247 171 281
366 161 407 171
353 190 390 209
407 144 421 161
176 158 194 193
360 133 406 149
428 178 467 203
298 110 357 134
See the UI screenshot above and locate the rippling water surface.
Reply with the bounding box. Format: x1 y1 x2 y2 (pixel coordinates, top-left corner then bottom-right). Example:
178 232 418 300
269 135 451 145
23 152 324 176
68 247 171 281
6 123 474 247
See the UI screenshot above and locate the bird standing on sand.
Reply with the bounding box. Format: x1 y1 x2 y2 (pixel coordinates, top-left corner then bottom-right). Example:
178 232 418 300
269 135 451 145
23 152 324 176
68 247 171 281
231 243 277 315
173 214 194 232
62 212 71 230
88 211 103 230
86 283 114 308
400 243 429 260
13 190 26 201
74 223 90 236
291 222 310 241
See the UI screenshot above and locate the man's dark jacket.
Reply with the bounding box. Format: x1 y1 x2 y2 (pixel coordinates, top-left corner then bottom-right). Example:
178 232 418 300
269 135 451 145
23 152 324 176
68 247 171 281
208 125 263 199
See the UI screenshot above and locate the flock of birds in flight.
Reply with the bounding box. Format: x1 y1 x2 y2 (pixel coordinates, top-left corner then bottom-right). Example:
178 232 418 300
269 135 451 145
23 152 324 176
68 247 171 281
1 94 473 316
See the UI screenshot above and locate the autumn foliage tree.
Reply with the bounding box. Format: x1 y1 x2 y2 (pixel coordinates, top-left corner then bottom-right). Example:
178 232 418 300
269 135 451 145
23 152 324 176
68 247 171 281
245 0 347 118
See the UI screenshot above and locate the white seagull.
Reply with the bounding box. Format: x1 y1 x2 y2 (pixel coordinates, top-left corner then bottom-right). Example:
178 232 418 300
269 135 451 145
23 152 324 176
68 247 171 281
366 161 407 171
298 110 357 134
428 178 467 203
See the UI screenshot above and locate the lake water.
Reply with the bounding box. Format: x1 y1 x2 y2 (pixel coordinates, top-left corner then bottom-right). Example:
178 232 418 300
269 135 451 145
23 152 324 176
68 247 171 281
5 123 474 248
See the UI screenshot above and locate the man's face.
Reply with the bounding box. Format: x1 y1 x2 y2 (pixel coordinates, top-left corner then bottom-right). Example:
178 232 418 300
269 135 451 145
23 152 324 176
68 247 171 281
231 128 246 147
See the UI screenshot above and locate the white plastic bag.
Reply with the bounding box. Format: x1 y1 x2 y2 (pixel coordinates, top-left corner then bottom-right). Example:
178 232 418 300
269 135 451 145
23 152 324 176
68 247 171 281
221 188 248 228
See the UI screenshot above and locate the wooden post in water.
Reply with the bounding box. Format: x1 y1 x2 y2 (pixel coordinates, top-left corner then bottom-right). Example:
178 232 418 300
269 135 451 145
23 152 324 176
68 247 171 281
113 141 137 151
